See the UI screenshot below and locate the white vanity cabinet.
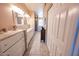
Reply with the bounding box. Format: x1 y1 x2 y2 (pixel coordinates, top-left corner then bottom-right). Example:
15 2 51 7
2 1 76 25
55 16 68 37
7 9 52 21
0 30 26 56
1 38 25 56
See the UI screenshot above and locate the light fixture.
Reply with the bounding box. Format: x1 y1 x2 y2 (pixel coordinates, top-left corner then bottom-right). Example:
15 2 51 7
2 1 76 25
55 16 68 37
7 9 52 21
25 14 30 17
11 5 24 15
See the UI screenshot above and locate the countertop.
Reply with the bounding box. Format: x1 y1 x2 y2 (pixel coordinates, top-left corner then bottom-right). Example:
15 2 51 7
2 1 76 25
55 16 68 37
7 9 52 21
0 27 34 41
0 29 25 41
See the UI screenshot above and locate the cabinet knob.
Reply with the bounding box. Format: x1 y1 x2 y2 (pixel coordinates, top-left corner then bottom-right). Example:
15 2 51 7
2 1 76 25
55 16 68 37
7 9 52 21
4 44 7 46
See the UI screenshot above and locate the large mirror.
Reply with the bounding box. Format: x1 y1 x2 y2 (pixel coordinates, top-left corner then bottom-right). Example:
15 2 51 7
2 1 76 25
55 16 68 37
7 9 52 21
12 5 31 29
11 5 26 29
15 13 24 26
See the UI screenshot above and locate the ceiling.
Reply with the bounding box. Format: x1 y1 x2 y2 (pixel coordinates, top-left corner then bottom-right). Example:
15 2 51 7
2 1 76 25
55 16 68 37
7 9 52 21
25 3 44 12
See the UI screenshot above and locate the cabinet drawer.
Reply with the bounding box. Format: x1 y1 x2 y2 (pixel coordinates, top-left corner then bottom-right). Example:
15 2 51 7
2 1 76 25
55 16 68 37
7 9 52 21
0 31 24 54
1 38 25 56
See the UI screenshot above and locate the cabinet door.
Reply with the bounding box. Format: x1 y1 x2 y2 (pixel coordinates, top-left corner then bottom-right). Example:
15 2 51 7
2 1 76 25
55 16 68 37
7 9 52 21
58 12 67 42
56 11 67 56
1 38 25 56
0 32 24 54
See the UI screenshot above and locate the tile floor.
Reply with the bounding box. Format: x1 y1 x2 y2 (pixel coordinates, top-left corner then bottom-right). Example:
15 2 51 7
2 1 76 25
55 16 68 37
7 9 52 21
25 31 49 56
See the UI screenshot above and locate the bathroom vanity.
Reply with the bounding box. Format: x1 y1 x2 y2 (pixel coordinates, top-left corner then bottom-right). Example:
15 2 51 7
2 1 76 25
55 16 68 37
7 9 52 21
0 29 26 56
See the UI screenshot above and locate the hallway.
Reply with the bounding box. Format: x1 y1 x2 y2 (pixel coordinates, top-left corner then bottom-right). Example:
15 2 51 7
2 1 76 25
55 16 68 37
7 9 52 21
0 3 79 56
25 32 49 56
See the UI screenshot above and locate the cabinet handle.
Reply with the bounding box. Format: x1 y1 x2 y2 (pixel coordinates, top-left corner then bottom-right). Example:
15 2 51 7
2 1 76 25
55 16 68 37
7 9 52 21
4 44 7 46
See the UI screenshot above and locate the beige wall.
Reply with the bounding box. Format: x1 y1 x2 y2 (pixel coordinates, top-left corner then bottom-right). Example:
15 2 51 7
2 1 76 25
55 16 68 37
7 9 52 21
29 12 35 28
47 3 79 56
43 4 52 28
0 3 33 31
44 3 52 18
0 4 14 31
